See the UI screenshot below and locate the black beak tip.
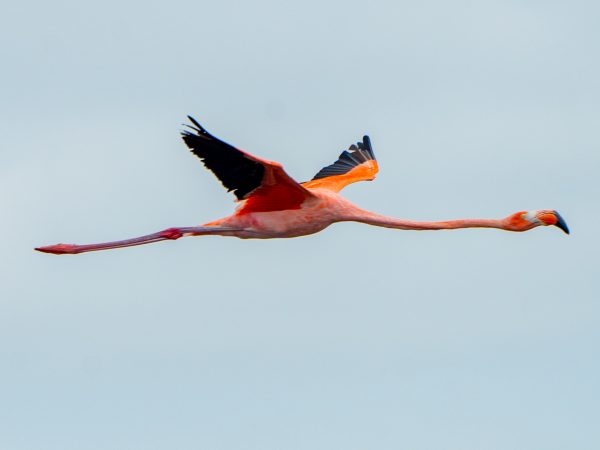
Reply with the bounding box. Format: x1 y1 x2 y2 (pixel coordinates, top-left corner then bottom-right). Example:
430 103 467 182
553 210 570 234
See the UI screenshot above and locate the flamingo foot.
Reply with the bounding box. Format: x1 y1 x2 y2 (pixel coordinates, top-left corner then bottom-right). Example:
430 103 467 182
35 244 80 255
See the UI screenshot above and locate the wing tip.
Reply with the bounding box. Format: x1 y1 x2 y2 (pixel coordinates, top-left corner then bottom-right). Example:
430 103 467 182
362 135 371 147
358 135 374 158
181 115 209 139
187 115 203 131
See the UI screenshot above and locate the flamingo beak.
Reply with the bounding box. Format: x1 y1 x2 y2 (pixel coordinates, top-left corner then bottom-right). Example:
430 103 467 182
553 210 570 234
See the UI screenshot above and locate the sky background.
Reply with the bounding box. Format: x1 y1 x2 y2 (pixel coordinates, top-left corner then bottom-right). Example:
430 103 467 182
1 1 599 449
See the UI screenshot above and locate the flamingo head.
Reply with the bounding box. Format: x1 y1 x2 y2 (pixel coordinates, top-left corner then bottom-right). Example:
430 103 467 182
506 210 570 234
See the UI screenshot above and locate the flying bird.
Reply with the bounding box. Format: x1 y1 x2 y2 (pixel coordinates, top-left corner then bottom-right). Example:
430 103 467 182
36 117 569 255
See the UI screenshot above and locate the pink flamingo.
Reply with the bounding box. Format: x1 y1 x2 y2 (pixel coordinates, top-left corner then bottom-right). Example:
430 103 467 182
36 117 569 255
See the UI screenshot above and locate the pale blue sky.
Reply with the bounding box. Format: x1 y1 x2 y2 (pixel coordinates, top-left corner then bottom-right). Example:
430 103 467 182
1 1 599 449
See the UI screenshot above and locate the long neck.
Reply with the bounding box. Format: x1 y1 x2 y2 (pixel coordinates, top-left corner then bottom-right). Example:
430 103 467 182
347 209 507 231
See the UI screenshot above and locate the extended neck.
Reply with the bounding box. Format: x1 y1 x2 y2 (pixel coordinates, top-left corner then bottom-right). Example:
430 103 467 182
347 209 507 231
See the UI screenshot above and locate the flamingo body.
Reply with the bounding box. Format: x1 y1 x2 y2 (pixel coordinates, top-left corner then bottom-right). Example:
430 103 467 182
35 117 569 255
205 188 358 239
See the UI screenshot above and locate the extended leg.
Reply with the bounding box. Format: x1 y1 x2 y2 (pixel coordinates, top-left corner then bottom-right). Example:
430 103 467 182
35 226 243 255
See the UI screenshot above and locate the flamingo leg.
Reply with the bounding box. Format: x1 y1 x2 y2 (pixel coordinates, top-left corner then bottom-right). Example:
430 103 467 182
35 226 243 255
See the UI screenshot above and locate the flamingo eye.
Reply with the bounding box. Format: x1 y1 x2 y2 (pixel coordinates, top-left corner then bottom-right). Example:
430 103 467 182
536 211 558 226
522 211 542 224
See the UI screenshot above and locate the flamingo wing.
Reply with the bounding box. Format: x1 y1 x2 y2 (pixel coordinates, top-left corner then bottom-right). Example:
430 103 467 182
181 116 315 212
302 136 378 192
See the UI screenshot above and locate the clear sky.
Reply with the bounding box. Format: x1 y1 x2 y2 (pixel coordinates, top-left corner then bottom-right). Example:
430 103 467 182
1 1 599 449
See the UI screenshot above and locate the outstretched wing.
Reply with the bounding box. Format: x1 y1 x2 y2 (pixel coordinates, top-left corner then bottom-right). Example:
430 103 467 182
302 136 378 192
181 116 314 213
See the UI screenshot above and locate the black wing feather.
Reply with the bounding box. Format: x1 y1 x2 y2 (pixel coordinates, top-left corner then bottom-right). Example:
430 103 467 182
181 117 265 200
312 136 375 180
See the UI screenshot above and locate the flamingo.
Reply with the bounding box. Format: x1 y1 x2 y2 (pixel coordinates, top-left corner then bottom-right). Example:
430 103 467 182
36 116 569 255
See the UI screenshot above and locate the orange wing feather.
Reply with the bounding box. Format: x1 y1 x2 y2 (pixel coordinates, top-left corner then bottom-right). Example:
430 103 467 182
302 160 379 192
302 136 378 192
